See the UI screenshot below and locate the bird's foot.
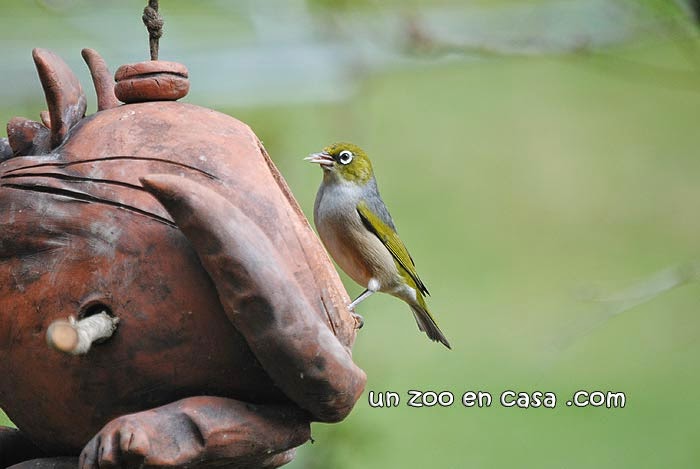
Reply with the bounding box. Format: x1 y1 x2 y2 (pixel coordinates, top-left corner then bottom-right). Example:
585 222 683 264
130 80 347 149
352 312 364 329
347 301 364 329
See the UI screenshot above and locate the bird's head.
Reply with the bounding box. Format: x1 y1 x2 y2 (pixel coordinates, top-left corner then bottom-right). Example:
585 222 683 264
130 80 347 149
306 142 373 185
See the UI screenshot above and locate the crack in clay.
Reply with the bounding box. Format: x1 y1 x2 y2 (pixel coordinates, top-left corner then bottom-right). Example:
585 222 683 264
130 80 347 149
3 155 217 179
2 183 176 227
1 172 146 192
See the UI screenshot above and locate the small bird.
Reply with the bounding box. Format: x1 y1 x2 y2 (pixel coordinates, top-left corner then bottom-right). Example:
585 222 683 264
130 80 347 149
306 142 450 349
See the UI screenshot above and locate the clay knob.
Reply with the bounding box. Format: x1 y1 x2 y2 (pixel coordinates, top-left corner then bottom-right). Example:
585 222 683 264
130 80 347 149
114 60 189 103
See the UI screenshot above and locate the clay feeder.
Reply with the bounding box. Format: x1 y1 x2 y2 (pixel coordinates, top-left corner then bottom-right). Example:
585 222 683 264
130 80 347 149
0 4 365 468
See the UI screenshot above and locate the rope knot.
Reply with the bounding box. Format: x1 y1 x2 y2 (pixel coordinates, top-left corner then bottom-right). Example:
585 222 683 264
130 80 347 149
142 6 164 39
142 0 163 60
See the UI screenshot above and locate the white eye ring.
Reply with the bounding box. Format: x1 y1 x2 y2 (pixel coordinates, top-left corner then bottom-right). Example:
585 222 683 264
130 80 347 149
338 150 354 165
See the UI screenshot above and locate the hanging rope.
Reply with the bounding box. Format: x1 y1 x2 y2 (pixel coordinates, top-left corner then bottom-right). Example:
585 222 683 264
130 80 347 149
142 0 164 61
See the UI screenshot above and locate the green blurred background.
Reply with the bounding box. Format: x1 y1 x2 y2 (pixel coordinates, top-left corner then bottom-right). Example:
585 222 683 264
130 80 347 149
1 0 699 467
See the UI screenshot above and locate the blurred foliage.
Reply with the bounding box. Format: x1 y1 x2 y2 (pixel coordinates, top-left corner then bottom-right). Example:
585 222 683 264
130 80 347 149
1 1 700 468
307 0 373 11
236 37 700 469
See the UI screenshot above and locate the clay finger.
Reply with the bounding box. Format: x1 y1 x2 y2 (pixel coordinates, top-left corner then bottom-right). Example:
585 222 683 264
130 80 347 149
140 175 366 422
81 48 120 111
79 435 99 469
32 48 87 149
97 431 119 468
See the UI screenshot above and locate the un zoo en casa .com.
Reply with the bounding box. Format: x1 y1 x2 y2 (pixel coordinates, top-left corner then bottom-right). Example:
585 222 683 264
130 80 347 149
368 390 627 409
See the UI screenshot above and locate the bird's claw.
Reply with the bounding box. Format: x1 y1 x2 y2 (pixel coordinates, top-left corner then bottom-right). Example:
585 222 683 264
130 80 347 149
346 302 363 329
352 313 364 329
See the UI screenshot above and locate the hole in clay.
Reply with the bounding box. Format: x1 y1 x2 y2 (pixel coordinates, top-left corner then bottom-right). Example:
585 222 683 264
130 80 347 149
77 302 118 346
79 301 114 320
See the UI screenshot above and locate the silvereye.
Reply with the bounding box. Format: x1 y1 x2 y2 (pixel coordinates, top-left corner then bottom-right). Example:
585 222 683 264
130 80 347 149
306 142 451 349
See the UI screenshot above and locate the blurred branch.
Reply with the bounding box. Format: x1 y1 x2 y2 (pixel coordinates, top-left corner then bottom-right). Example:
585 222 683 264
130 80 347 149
552 261 700 353
615 0 700 71
585 262 700 305
398 8 700 93
687 0 700 24
399 13 595 58
576 50 700 92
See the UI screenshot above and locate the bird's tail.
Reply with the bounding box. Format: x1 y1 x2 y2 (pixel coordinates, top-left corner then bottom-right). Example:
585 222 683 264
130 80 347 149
410 296 451 349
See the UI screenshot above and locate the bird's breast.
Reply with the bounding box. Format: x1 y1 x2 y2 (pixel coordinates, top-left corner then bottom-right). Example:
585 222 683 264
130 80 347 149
314 182 398 289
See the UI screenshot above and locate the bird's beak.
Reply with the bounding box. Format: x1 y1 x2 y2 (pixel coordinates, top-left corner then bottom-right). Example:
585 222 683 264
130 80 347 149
305 152 334 168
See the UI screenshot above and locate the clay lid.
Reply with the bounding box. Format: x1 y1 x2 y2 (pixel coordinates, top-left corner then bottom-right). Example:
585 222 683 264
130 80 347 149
114 60 189 103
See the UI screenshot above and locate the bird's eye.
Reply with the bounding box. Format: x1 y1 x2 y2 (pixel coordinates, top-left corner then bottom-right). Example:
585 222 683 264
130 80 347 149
338 150 354 165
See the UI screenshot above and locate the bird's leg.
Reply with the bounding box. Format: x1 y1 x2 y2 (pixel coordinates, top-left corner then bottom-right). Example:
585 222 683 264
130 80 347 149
348 279 380 329
348 290 371 329
349 289 375 310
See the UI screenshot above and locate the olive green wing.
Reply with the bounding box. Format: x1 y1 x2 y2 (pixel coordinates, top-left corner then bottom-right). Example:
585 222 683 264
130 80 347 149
357 200 429 296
